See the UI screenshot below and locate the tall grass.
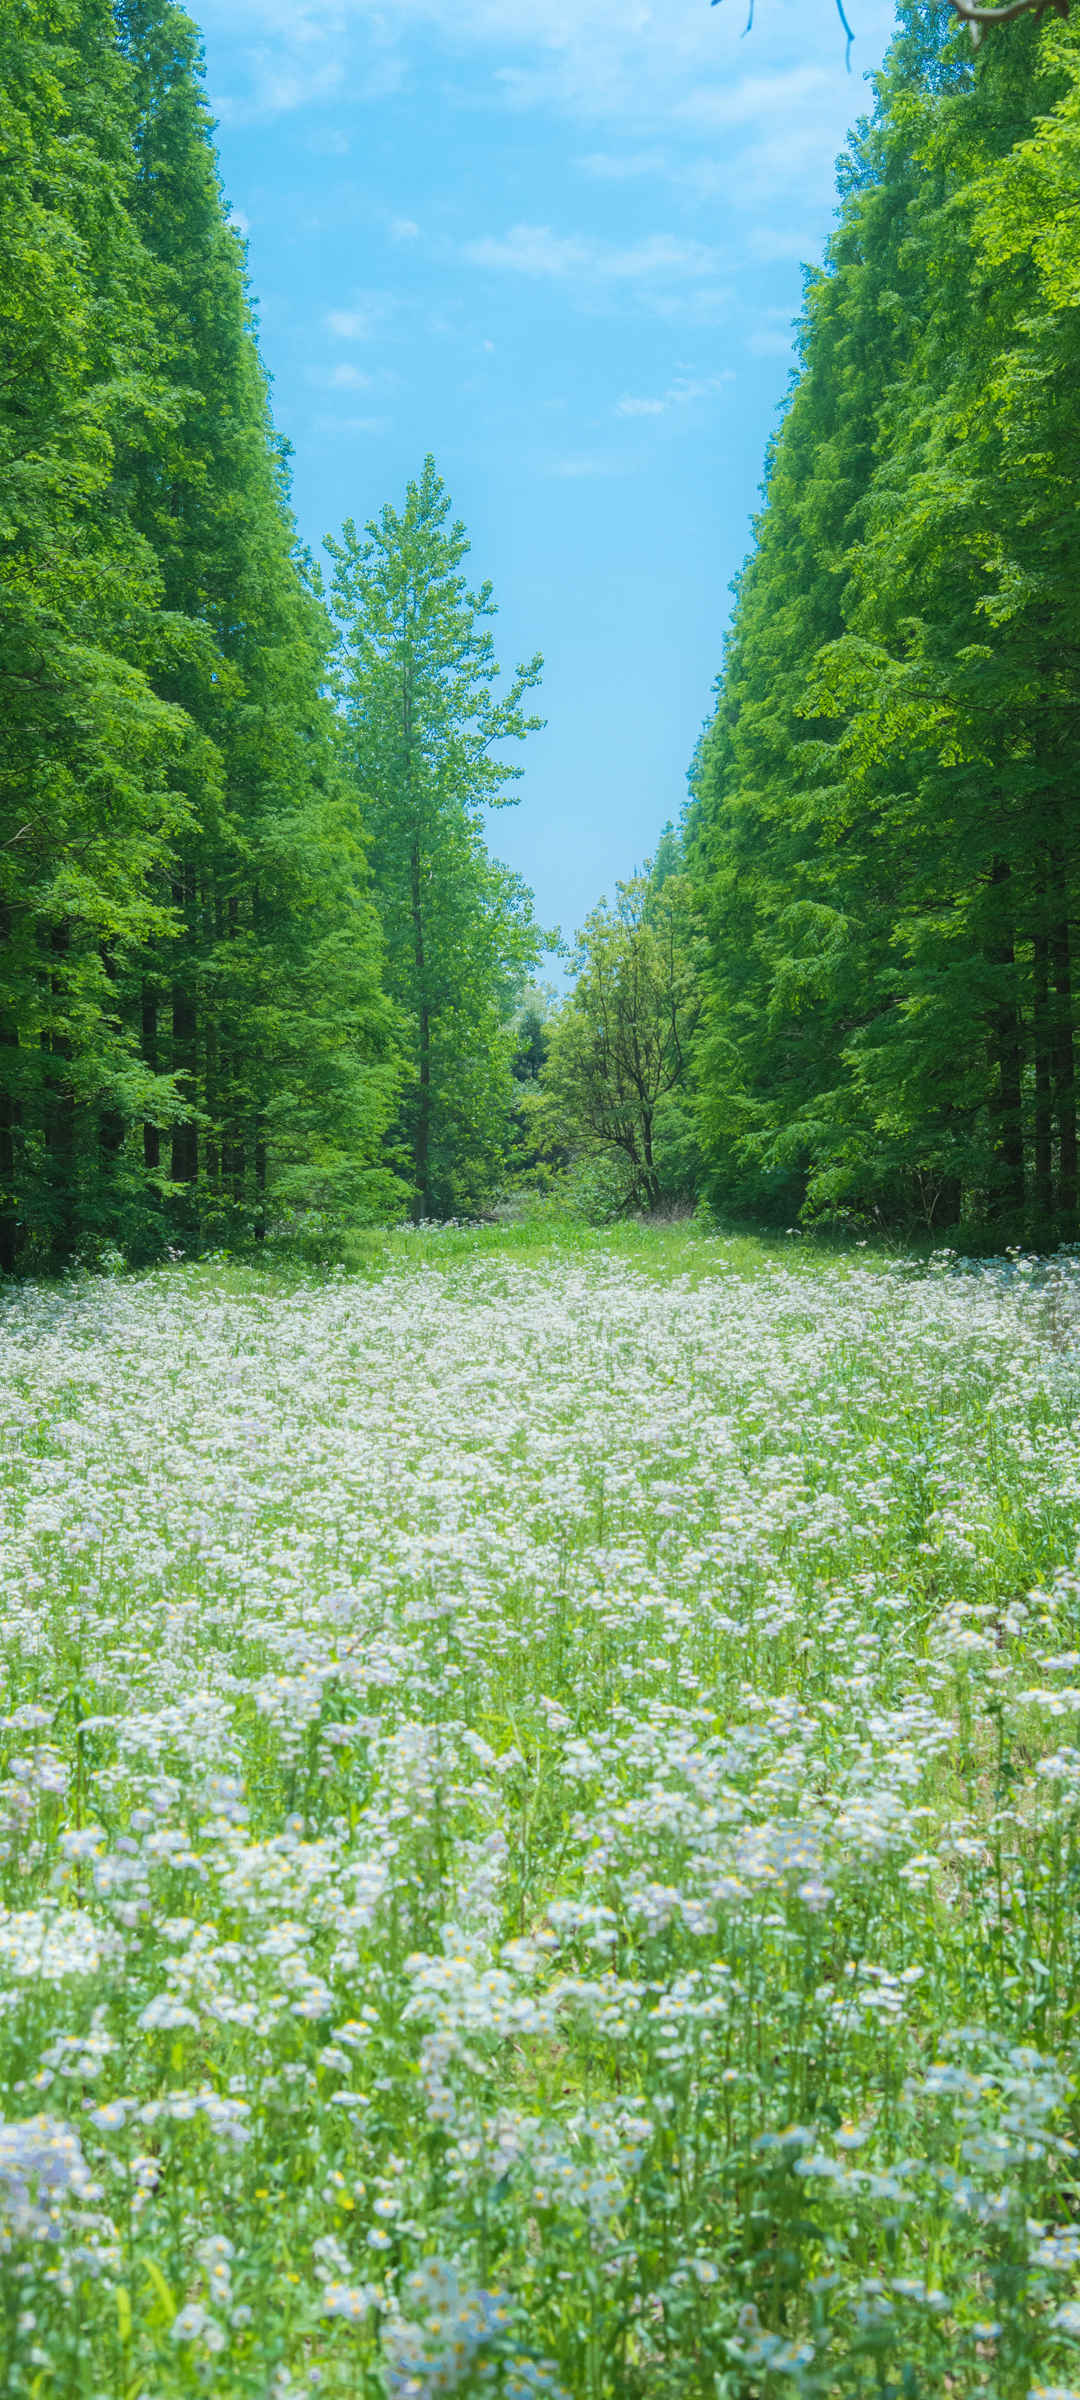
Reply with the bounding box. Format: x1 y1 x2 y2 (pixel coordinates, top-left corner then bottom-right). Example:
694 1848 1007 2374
2 1231 1080 2396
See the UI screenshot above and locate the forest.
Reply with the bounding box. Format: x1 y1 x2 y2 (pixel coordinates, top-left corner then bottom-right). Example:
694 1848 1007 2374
7 10 1080 2396
3 0 1080 1263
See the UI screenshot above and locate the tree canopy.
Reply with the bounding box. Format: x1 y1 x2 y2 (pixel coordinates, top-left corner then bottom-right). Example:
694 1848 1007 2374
0 10 546 1265
5 0 1080 1262
683 3 1080 1244
328 459 546 1221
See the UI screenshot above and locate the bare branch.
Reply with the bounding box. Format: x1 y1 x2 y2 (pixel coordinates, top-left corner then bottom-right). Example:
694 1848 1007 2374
948 0 1068 42
712 0 1069 51
713 0 855 65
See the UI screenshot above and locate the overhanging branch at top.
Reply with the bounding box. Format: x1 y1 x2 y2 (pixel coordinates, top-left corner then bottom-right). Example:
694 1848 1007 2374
711 0 1070 57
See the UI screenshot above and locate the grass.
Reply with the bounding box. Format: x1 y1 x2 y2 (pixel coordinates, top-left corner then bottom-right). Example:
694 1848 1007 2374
2 1222 1080 2397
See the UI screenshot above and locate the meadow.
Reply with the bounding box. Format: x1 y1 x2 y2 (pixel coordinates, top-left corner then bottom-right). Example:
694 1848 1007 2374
4 1225 1080 2399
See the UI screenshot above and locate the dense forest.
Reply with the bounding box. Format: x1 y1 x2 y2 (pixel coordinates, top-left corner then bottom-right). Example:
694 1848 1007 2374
2 0 1080 1265
682 2 1080 1245
0 0 544 1268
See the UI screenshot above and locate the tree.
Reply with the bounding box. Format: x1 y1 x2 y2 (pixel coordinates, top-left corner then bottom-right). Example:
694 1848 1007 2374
0 0 191 1271
0 0 398 1271
686 3 1080 1242
328 458 546 1219
116 0 397 1248
542 872 702 1212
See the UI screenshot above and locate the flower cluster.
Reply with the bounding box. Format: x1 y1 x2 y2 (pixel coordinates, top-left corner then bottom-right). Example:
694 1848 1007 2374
2 1236 1080 2393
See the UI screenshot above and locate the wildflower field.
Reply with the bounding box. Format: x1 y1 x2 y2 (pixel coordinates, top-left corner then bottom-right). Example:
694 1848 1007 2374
6 1227 1080 2400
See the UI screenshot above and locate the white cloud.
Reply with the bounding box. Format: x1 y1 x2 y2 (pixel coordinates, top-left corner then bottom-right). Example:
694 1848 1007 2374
683 371 736 398
390 216 421 241
327 363 374 388
544 451 631 479
615 369 735 417
462 223 725 286
464 225 591 277
577 149 666 181
746 325 795 357
749 225 815 264
326 307 376 338
648 283 733 327
312 412 391 435
199 0 895 139
674 63 832 133
213 50 345 124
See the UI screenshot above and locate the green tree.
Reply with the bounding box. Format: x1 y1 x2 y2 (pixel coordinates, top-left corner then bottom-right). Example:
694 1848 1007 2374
328 458 546 1218
687 4 1080 1242
0 0 190 1270
542 872 702 1212
0 0 398 1271
116 0 397 1248
797 9 1080 1234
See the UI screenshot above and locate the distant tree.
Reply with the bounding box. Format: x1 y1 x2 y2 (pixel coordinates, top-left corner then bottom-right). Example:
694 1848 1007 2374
511 997 549 1085
650 820 685 889
542 873 702 1212
328 459 546 1218
506 990 554 1179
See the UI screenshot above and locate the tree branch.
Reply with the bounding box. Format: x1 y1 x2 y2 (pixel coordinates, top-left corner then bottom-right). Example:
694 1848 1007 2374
948 0 1068 39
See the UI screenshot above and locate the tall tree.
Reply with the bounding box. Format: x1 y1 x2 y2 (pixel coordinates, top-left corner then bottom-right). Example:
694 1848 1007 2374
116 0 397 1246
687 4 1080 1243
0 0 189 1270
0 0 398 1270
328 458 545 1218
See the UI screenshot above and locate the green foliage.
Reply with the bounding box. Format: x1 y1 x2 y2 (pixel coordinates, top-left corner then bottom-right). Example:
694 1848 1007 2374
0 0 397 1271
688 4 1080 1244
542 870 703 1212
118 0 397 1249
328 457 546 1219
0 0 191 1271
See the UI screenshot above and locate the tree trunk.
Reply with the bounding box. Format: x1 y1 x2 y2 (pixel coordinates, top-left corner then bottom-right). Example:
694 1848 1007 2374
205 1013 219 1191
0 1077 15 1274
98 949 125 1193
170 870 198 1188
99 1107 125 1167
1051 848 1076 1233
222 895 244 1203
988 857 1024 1219
170 978 198 1183
0 904 18 1274
410 837 431 1218
44 923 76 1264
141 986 161 1173
254 1123 267 1241
1033 915 1054 1229
641 1105 660 1210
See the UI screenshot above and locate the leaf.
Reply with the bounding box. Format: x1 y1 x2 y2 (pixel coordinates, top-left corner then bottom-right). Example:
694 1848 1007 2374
142 2258 177 2327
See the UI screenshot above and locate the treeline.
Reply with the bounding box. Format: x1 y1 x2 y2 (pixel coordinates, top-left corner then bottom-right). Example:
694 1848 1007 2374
537 7 1080 1245
683 3 1080 1243
1 0 542 1270
13 0 1080 1264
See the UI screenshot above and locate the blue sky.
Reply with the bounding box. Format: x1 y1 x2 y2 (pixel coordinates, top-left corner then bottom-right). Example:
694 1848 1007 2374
195 0 897 962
